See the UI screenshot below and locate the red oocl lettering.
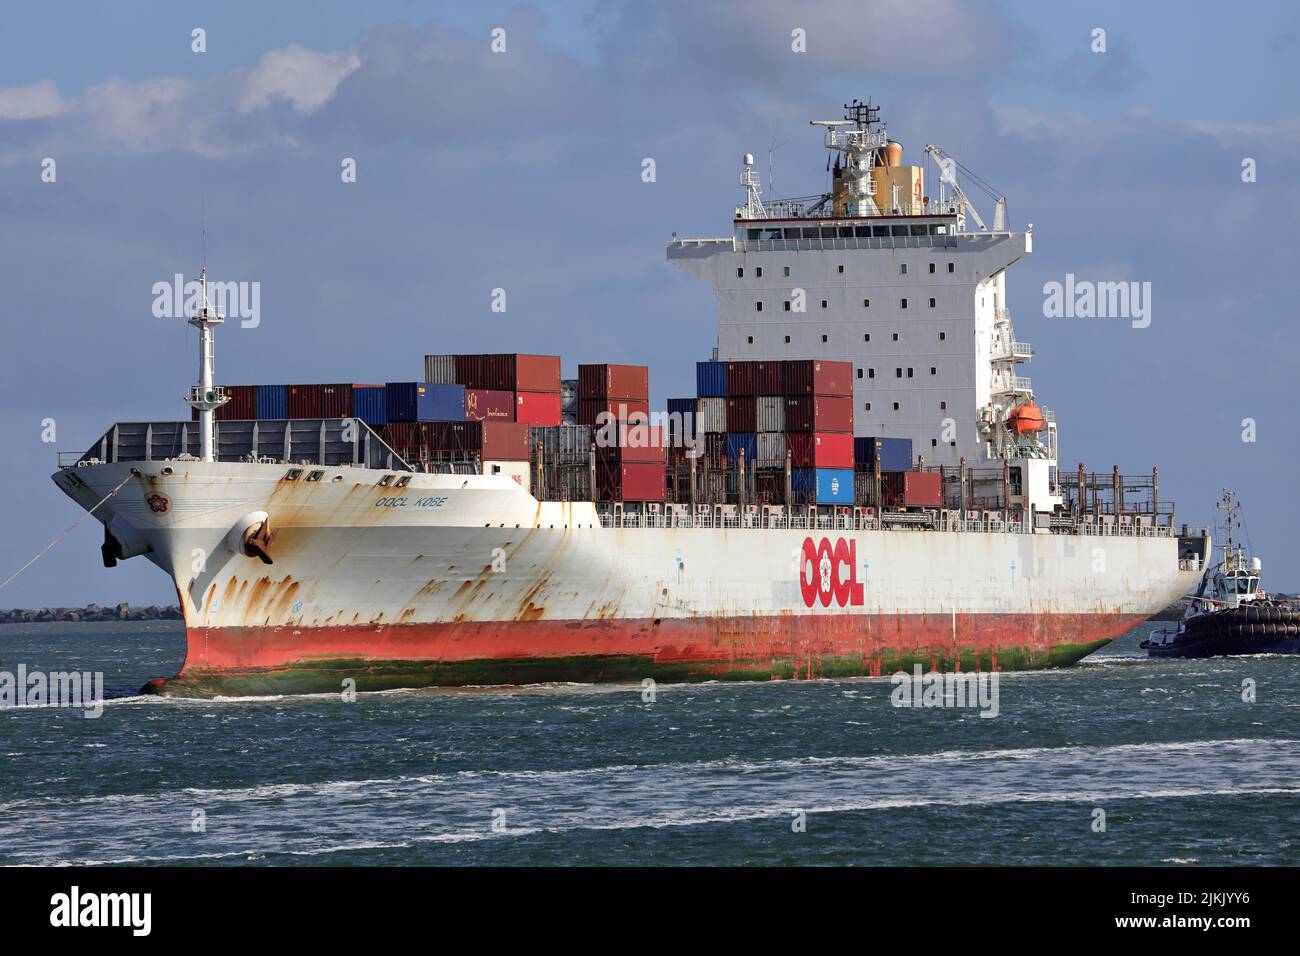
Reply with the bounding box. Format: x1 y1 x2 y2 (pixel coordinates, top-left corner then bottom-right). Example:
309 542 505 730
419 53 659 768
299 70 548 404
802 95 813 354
799 536 865 608
800 537 819 608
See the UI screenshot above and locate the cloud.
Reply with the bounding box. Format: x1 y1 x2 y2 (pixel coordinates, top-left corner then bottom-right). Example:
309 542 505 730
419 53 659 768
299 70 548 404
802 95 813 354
0 79 65 120
235 46 360 114
0 45 359 162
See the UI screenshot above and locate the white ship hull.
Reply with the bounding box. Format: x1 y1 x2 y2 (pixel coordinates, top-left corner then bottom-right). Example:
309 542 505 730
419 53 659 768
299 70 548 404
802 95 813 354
52 460 1207 696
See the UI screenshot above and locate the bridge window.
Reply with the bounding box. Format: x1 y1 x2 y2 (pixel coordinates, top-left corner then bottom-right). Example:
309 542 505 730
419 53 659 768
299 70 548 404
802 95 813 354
900 298 908 309
891 225 909 237
929 263 936 274
939 332 946 341
863 298 870 307
784 335 791 343
948 262 955 273
930 367 937 375
929 298 936 308
784 266 790 277
821 300 828 309
737 267 744 278
784 301 791 311
863 333 870 342
864 403 871 411
838 264 844 274
893 402 900 410
900 264 907 275
940 401 947 410
907 368 914 378
872 225 890 237
756 267 763 277
821 334 828 343
857 368 863 379
747 336 754 344
892 333 899 341
755 301 763 312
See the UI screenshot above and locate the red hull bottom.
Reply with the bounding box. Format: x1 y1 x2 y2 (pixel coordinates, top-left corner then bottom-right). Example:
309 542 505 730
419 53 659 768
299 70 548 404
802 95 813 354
145 613 1148 697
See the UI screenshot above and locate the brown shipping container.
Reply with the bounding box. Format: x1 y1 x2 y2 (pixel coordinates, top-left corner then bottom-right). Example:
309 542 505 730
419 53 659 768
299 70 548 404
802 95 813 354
881 471 943 509
597 461 666 501
725 360 757 397
782 360 854 397
578 363 649 400
784 395 854 432
753 361 781 395
319 383 353 418
596 423 666 464
725 396 757 433
287 384 323 419
213 384 258 421
455 354 561 393
426 420 530 461
578 397 650 427
464 388 516 422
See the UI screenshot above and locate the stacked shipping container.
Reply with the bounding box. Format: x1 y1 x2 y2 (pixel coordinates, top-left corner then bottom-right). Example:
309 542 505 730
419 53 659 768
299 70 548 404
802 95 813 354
578 363 662 501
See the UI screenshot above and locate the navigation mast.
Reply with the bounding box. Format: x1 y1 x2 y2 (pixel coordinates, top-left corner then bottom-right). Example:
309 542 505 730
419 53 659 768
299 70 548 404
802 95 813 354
183 267 229 462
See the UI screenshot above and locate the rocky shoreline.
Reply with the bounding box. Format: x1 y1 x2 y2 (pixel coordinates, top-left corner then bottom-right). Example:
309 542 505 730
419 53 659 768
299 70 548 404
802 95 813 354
0 603 183 624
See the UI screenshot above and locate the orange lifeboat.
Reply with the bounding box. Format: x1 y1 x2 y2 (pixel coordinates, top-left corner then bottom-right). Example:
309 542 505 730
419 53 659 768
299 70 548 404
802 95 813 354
1007 402 1045 434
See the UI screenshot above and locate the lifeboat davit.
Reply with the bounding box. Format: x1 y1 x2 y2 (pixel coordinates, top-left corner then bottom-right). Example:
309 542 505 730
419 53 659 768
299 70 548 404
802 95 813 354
1007 402 1044 434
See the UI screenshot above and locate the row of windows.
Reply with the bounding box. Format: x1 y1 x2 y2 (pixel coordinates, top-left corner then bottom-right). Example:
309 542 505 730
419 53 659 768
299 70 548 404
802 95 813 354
744 224 953 241
856 367 940 379
738 262 957 279
743 331 949 344
759 296 939 312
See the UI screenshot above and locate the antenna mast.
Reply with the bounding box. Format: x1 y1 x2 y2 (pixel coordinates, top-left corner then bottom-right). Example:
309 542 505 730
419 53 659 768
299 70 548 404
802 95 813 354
183 268 229 461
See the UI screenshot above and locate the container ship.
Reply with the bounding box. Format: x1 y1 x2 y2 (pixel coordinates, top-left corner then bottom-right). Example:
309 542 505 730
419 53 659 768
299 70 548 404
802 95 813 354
51 100 1209 696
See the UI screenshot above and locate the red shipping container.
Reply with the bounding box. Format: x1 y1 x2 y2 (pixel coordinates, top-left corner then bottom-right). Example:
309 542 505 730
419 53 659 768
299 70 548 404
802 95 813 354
725 396 757 433
753 361 781 395
881 471 942 509
787 431 854 469
725 361 757 397
597 461 666 501
595 423 666 464
578 397 649 427
784 395 854 432
287 384 323 419
782 360 854 397
426 420 530 461
455 354 561 393
578 364 649 400
464 388 516 422
515 390 562 426
320 383 353 418
205 384 257 421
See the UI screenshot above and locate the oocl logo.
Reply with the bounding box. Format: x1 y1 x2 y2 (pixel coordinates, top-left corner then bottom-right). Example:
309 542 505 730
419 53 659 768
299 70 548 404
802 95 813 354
799 536 865 608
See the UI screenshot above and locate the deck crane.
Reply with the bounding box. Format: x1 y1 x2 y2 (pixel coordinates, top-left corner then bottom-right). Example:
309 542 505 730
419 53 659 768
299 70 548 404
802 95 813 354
921 144 1008 231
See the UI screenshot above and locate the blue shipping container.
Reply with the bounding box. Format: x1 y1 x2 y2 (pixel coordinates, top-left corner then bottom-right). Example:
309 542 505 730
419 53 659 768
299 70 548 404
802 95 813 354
854 436 913 472
666 397 695 443
352 386 387 427
387 382 466 422
725 432 757 462
417 382 466 421
792 467 855 504
255 384 288 420
696 360 727 398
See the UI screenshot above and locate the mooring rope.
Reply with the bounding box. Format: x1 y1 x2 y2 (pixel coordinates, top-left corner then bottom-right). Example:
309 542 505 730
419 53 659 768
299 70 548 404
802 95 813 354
0 473 135 594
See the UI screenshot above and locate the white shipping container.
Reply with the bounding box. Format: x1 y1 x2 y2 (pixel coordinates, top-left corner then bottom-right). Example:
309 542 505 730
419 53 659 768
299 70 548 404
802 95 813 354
756 431 787 468
696 397 726 433
482 459 531 493
756 395 785 432
424 354 456 384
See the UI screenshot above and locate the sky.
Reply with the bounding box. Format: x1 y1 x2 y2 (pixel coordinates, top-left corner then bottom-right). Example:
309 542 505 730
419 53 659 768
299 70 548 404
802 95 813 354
1 0 1298 607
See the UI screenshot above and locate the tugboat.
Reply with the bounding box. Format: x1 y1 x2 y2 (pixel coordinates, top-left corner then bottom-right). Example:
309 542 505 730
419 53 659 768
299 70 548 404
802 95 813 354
1143 491 1300 658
